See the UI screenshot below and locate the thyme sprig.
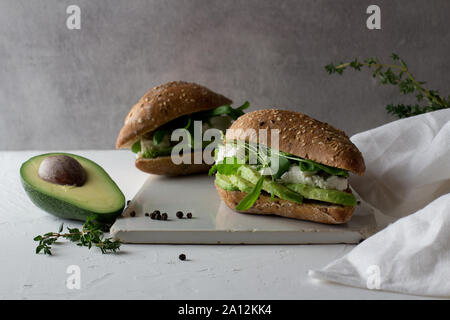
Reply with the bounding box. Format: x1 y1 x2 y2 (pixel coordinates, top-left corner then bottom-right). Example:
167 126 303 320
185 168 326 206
325 53 450 118
34 216 121 255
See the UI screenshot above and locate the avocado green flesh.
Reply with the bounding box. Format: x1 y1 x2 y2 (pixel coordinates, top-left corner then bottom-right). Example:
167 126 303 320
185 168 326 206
286 183 356 206
215 173 240 191
20 153 125 222
217 165 356 206
237 166 303 204
227 175 254 193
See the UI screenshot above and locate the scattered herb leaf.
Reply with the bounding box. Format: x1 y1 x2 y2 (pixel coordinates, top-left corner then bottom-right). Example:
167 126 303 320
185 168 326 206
34 216 121 255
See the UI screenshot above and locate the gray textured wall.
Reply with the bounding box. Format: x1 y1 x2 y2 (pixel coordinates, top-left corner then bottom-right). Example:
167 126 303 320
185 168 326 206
1 0 449 150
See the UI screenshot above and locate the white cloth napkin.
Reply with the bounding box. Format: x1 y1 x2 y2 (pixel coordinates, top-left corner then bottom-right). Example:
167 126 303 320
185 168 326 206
309 109 450 297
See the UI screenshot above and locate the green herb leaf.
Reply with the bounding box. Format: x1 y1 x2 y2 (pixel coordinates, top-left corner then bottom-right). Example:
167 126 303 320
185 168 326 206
236 101 250 112
299 159 349 177
325 53 449 118
198 101 250 120
236 176 264 211
208 164 218 176
216 157 243 176
299 161 317 172
184 117 192 130
153 129 167 146
33 216 121 256
131 140 141 153
270 153 291 179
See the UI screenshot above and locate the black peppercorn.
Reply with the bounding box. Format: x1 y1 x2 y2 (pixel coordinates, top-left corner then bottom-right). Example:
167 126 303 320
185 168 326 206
179 254 186 261
161 213 168 220
145 212 149 217
130 211 135 217
153 210 160 215
187 212 192 219
176 211 183 219
156 213 162 220
150 212 156 219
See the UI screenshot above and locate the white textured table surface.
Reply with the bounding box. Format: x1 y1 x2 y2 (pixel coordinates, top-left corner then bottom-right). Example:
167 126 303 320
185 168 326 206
0 150 427 300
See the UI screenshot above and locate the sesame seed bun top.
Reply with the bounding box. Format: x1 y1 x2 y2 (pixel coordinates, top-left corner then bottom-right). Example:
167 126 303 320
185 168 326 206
116 81 232 149
225 109 365 175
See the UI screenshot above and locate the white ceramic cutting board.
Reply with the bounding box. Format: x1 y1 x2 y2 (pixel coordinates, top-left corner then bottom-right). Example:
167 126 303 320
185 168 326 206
110 175 378 244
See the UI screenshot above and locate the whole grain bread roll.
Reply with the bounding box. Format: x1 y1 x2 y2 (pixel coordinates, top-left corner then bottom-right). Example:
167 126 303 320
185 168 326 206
225 109 365 174
135 153 212 176
116 81 232 175
116 81 232 149
217 109 364 224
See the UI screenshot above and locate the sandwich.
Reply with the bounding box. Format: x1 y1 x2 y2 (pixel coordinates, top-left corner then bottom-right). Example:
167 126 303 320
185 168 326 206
211 109 365 224
116 81 248 175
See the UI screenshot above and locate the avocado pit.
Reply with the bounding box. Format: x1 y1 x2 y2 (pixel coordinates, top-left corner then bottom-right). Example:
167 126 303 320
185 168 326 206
38 155 87 187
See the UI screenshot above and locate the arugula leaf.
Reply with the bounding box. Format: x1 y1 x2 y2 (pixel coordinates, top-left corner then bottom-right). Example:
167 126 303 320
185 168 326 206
184 117 192 130
299 159 349 177
198 101 250 120
236 101 250 112
209 105 235 117
236 176 264 211
153 129 167 146
208 164 218 176
131 140 141 153
299 161 317 173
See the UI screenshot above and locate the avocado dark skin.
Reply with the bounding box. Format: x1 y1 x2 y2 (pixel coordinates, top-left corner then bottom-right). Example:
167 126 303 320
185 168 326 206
21 153 125 222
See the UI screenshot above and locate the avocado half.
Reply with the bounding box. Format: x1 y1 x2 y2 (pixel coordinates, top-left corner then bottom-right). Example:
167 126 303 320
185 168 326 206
20 153 125 223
